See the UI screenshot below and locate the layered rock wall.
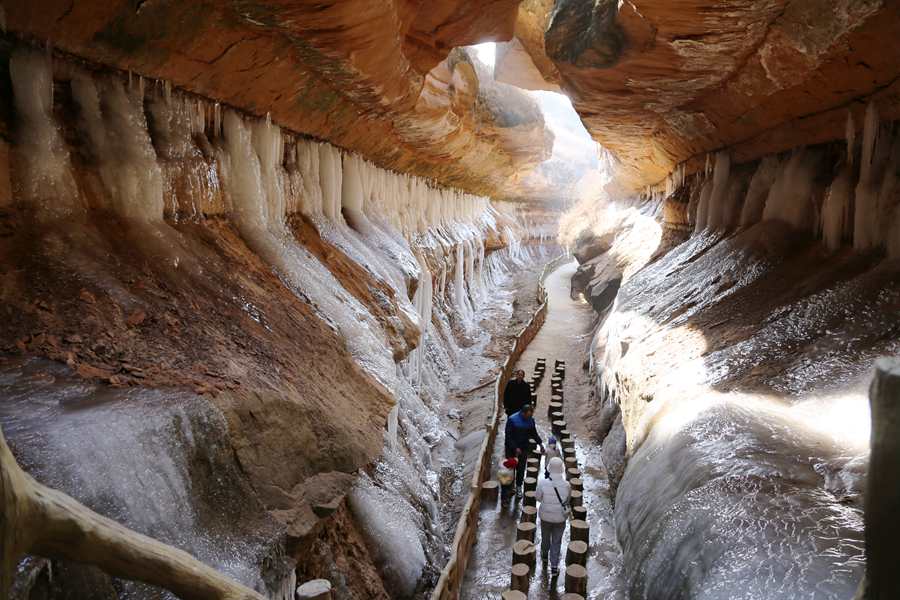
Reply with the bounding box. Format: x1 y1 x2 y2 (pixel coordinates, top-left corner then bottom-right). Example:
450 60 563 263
508 0 900 193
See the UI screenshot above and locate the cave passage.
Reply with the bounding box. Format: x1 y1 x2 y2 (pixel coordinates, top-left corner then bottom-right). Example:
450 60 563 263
460 260 624 599
1 2 899 600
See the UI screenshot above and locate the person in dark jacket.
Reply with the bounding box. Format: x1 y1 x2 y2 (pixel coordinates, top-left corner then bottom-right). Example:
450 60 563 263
504 404 543 496
504 370 532 416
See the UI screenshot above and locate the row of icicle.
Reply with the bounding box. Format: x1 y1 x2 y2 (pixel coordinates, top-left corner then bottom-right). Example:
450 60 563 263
663 104 900 257
9 46 493 239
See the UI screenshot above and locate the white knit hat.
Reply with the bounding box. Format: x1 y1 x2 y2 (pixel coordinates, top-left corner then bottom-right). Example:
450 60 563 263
548 456 565 475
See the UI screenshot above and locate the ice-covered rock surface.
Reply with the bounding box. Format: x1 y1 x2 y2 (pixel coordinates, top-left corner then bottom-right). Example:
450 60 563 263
0 47 555 599
562 141 900 597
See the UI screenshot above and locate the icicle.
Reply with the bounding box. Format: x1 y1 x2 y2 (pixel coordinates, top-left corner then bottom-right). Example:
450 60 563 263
739 156 781 228
762 148 819 231
71 76 164 221
706 151 731 230
821 167 852 251
318 143 343 223
846 111 856 166
860 103 879 180
9 48 80 218
854 103 889 250
693 180 713 233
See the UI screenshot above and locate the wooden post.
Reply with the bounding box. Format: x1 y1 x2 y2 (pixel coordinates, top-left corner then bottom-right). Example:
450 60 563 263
548 402 563 418
521 506 538 523
570 519 589 544
559 429 572 440
564 564 587 596
572 506 587 521
526 457 540 469
481 480 499 501
863 357 900 600
526 467 539 482
550 411 564 423
524 477 538 493
552 420 566 435
566 468 581 481
511 563 530 593
551 392 564 402
569 490 583 508
296 579 333 600
512 540 536 570
524 491 537 507
501 590 527 600
570 478 583 493
516 521 537 543
566 541 588 567
561 437 575 452
564 457 578 473
561 594 585 600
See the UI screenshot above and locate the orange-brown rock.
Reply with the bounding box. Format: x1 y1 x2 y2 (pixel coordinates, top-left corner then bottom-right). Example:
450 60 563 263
5 0 551 199
402 0 522 73
511 0 900 193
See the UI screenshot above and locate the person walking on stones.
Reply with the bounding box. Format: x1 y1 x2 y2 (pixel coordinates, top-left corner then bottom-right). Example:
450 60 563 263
504 370 532 416
504 404 542 497
536 456 570 577
544 435 562 463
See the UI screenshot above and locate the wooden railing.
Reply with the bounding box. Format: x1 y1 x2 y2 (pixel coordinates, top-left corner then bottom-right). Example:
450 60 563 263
430 254 567 600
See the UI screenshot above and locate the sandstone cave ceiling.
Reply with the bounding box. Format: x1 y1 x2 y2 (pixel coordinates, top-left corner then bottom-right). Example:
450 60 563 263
7 0 900 199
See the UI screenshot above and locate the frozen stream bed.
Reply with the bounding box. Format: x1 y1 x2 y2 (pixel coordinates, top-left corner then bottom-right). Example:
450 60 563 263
460 260 627 599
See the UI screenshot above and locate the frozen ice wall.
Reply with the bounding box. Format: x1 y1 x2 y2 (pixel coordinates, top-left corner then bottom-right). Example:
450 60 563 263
0 358 292 599
581 109 900 600
5 43 552 599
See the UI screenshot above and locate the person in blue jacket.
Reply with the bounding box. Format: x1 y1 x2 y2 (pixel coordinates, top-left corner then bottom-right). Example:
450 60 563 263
504 404 543 497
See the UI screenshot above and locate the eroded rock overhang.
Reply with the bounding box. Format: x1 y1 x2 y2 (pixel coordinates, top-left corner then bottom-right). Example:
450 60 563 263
4 0 554 200
503 0 900 194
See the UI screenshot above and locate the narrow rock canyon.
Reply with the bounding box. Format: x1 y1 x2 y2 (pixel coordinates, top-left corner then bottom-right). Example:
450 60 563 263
0 2 898 600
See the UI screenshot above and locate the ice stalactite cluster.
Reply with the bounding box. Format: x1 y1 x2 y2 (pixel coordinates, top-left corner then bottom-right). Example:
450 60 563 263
6 46 547 599
685 104 900 257
8 50 79 219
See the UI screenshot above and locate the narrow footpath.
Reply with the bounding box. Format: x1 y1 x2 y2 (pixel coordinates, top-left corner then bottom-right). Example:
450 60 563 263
460 260 626 599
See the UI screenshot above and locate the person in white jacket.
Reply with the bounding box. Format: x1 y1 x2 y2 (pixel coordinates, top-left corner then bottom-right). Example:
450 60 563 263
535 456 570 577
